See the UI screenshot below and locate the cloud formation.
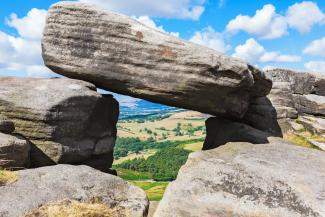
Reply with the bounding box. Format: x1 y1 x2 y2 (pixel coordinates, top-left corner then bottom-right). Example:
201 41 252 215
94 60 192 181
0 8 55 78
303 37 325 57
226 1 325 39
304 61 325 73
233 38 301 64
190 26 230 53
79 0 206 20
286 1 325 33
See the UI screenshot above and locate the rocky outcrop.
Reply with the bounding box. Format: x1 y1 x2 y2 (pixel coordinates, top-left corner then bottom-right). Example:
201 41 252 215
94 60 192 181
0 133 30 169
242 69 325 149
0 115 14 134
42 2 272 119
155 142 325 217
0 76 119 171
0 165 149 217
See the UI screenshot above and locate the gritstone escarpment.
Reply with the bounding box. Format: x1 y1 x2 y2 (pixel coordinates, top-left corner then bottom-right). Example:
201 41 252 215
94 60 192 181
42 2 272 119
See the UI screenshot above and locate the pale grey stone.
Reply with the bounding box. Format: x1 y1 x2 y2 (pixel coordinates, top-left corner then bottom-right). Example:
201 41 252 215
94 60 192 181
155 142 325 217
0 165 148 217
0 76 119 170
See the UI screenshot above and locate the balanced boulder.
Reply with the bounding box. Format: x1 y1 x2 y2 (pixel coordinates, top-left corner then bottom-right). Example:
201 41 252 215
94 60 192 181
0 165 149 217
0 76 119 170
155 142 325 217
42 2 272 119
0 133 30 169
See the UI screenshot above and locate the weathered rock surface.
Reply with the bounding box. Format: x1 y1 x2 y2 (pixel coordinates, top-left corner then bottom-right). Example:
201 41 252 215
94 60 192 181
0 115 14 134
155 142 325 217
42 2 272 119
0 76 119 170
243 69 325 137
0 133 30 169
0 165 149 217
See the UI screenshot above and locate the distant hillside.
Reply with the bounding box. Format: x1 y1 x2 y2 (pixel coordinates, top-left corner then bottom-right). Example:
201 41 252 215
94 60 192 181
120 100 183 120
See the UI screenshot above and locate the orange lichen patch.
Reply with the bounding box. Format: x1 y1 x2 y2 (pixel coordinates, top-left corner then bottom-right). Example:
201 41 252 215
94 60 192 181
159 45 177 58
24 199 129 217
136 31 144 41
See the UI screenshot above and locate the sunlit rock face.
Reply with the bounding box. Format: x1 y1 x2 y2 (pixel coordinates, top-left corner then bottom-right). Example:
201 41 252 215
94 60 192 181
155 142 325 217
0 165 149 217
42 2 272 119
0 76 119 171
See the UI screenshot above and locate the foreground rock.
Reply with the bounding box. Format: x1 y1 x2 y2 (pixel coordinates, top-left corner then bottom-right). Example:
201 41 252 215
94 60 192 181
155 142 325 217
42 2 272 119
0 76 119 170
0 165 149 217
0 133 30 169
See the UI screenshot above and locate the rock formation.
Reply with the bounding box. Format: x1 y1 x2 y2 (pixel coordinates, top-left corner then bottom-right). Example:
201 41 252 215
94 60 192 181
0 165 149 217
155 142 325 217
42 2 272 119
0 76 119 171
243 69 325 150
0 133 30 169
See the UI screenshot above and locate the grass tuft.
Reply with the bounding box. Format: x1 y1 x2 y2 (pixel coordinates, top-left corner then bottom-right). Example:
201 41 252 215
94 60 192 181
0 169 17 186
284 133 320 150
24 200 123 217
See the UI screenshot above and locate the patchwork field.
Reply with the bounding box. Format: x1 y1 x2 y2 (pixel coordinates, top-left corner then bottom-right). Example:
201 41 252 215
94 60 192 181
114 110 207 201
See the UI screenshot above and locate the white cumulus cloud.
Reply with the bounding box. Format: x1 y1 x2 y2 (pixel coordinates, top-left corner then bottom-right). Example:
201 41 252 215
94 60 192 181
286 1 325 33
226 1 325 40
78 0 206 20
304 61 325 73
190 26 230 53
7 9 48 40
226 4 287 39
0 8 56 78
303 37 325 57
233 38 301 64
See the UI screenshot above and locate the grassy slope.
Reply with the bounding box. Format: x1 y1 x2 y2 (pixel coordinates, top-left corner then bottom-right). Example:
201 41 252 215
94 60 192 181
115 111 206 201
132 181 168 201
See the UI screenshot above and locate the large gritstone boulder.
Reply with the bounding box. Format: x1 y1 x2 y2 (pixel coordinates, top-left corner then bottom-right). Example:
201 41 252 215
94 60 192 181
42 2 272 119
0 76 119 171
155 142 325 217
0 133 30 169
0 165 149 217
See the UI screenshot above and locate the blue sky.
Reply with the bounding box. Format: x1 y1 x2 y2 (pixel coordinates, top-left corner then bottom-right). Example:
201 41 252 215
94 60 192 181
0 0 324 102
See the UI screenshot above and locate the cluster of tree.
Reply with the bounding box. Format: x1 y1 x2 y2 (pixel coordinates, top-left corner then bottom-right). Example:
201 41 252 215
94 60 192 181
115 148 191 181
114 137 204 160
119 114 171 123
